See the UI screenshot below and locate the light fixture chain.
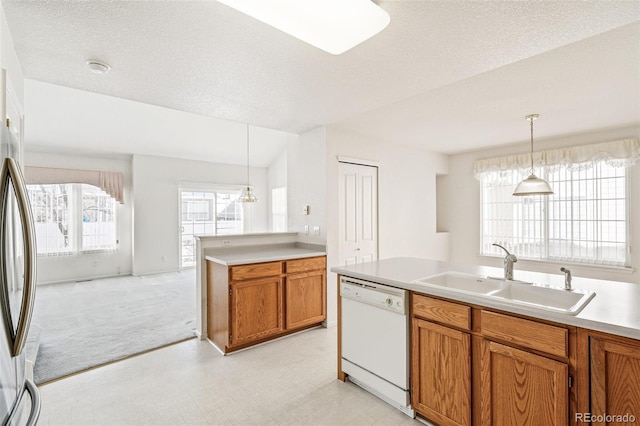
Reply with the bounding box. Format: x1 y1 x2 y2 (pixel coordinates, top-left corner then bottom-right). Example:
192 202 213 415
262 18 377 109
530 116 534 175
246 124 250 186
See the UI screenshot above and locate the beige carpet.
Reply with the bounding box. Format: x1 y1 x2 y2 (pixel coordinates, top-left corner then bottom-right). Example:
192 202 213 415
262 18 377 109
29 269 196 384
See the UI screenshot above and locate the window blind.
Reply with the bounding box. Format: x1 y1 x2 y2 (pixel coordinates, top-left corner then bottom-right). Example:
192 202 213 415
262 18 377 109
25 166 124 203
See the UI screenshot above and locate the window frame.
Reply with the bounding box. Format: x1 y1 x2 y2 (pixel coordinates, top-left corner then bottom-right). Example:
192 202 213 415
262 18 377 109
27 183 119 256
478 165 631 269
178 184 246 268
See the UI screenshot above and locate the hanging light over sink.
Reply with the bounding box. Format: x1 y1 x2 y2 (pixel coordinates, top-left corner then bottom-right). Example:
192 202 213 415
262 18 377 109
513 114 554 196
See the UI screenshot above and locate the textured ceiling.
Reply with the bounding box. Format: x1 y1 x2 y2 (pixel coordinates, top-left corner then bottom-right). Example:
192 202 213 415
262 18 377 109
3 0 640 156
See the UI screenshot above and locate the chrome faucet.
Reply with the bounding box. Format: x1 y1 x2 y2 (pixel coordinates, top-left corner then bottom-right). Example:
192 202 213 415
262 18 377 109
492 243 517 280
560 267 572 291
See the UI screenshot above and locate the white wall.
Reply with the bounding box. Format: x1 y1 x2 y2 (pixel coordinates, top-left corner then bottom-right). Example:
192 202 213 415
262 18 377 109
288 127 327 245
131 154 268 275
25 151 134 284
267 146 288 230
325 125 450 325
445 124 640 284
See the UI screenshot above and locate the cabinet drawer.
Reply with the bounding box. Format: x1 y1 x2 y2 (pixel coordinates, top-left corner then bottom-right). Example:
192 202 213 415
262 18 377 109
481 311 568 358
285 256 326 274
412 294 471 331
230 261 282 281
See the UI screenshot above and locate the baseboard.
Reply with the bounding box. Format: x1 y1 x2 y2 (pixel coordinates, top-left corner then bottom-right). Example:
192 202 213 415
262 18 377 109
325 319 338 328
37 272 132 286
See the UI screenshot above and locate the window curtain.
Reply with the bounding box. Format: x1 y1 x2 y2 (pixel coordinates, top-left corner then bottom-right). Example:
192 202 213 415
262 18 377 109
24 167 124 203
473 138 640 180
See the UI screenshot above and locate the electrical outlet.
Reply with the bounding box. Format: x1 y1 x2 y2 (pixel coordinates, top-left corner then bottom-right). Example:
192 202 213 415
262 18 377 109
222 240 232 246
303 205 310 215
313 226 320 236
304 225 309 234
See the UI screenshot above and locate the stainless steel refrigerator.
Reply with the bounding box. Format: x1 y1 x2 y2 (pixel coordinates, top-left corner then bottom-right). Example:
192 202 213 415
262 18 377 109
0 122 40 425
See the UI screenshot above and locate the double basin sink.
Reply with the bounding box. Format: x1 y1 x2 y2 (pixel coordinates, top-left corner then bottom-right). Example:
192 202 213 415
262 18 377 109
413 272 596 315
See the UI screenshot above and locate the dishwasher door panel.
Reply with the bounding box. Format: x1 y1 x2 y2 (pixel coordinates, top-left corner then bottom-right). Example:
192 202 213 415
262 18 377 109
341 297 409 389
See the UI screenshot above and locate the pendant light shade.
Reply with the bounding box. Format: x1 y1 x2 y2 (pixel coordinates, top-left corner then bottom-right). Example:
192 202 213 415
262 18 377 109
239 125 258 203
513 114 553 196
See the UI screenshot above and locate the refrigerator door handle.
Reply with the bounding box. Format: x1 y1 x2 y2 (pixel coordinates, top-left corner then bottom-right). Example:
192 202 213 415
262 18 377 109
0 157 37 357
23 379 41 426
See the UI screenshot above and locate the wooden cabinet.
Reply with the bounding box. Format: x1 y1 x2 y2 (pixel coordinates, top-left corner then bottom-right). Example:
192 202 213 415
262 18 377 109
230 277 283 346
481 341 568 425
207 255 326 353
412 317 471 426
479 311 570 425
589 335 640 425
411 293 573 426
285 270 326 330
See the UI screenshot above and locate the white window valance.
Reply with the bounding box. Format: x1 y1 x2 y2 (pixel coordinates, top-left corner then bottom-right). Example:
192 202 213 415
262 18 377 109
473 138 640 179
24 166 124 203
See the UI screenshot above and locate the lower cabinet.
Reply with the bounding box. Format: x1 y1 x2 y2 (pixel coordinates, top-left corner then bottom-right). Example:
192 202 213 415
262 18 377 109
412 318 471 426
411 293 572 426
590 335 640 424
481 341 568 426
230 277 284 347
207 256 326 353
285 270 326 330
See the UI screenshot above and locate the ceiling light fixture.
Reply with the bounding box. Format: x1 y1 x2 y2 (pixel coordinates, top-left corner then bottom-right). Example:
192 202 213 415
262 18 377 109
513 114 554 196
239 124 258 203
216 0 390 55
86 60 111 75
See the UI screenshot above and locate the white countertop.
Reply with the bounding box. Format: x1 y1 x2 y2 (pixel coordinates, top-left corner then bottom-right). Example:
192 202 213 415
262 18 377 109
205 243 326 266
332 257 640 341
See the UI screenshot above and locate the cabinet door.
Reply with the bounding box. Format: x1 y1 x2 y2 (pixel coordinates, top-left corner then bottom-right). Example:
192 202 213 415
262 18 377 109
230 277 283 346
481 341 568 426
591 337 640 425
285 270 326 330
412 318 471 426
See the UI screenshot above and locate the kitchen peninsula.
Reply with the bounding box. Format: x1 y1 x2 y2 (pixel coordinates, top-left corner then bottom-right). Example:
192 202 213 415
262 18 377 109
195 233 327 354
333 257 640 426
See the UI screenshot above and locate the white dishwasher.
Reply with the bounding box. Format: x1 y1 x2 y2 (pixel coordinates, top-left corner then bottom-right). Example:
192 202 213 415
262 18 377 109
340 276 414 417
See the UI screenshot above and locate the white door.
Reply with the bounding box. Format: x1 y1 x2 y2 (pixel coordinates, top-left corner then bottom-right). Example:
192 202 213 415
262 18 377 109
338 162 378 266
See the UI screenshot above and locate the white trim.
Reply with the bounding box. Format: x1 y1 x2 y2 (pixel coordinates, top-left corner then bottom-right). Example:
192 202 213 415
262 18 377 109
337 156 379 167
178 181 245 191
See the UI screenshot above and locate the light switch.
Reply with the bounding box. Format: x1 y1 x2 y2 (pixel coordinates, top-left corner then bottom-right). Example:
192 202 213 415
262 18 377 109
313 226 320 236
302 205 310 215
304 225 309 235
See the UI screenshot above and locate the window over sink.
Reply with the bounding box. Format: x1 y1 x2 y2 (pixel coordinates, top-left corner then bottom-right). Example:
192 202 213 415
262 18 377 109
475 139 638 268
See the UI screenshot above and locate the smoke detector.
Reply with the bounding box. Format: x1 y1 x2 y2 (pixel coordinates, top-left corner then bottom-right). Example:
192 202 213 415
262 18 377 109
86 60 111 74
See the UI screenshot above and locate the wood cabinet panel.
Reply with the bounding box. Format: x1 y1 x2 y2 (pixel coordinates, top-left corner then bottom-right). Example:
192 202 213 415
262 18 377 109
482 341 568 426
230 261 282 281
481 310 568 358
412 318 471 426
285 270 326 329
230 277 283 346
285 256 326 274
413 294 471 331
590 336 640 425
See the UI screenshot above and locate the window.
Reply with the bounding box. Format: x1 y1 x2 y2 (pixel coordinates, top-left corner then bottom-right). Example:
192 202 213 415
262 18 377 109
477 139 638 268
271 187 287 232
180 189 243 267
27 184 117 255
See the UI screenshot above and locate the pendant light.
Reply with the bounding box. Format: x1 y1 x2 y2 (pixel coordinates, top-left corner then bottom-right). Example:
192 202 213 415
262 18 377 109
239 124 258 203
513 114 553 196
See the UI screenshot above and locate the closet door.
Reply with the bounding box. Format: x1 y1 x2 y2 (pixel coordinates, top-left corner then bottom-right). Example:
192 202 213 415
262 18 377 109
338 162 378 266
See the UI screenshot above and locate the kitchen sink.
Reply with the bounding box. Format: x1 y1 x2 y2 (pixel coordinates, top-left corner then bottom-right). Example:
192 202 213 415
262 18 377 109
414 271 596 315
488 282 596 315
414 272 507 295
